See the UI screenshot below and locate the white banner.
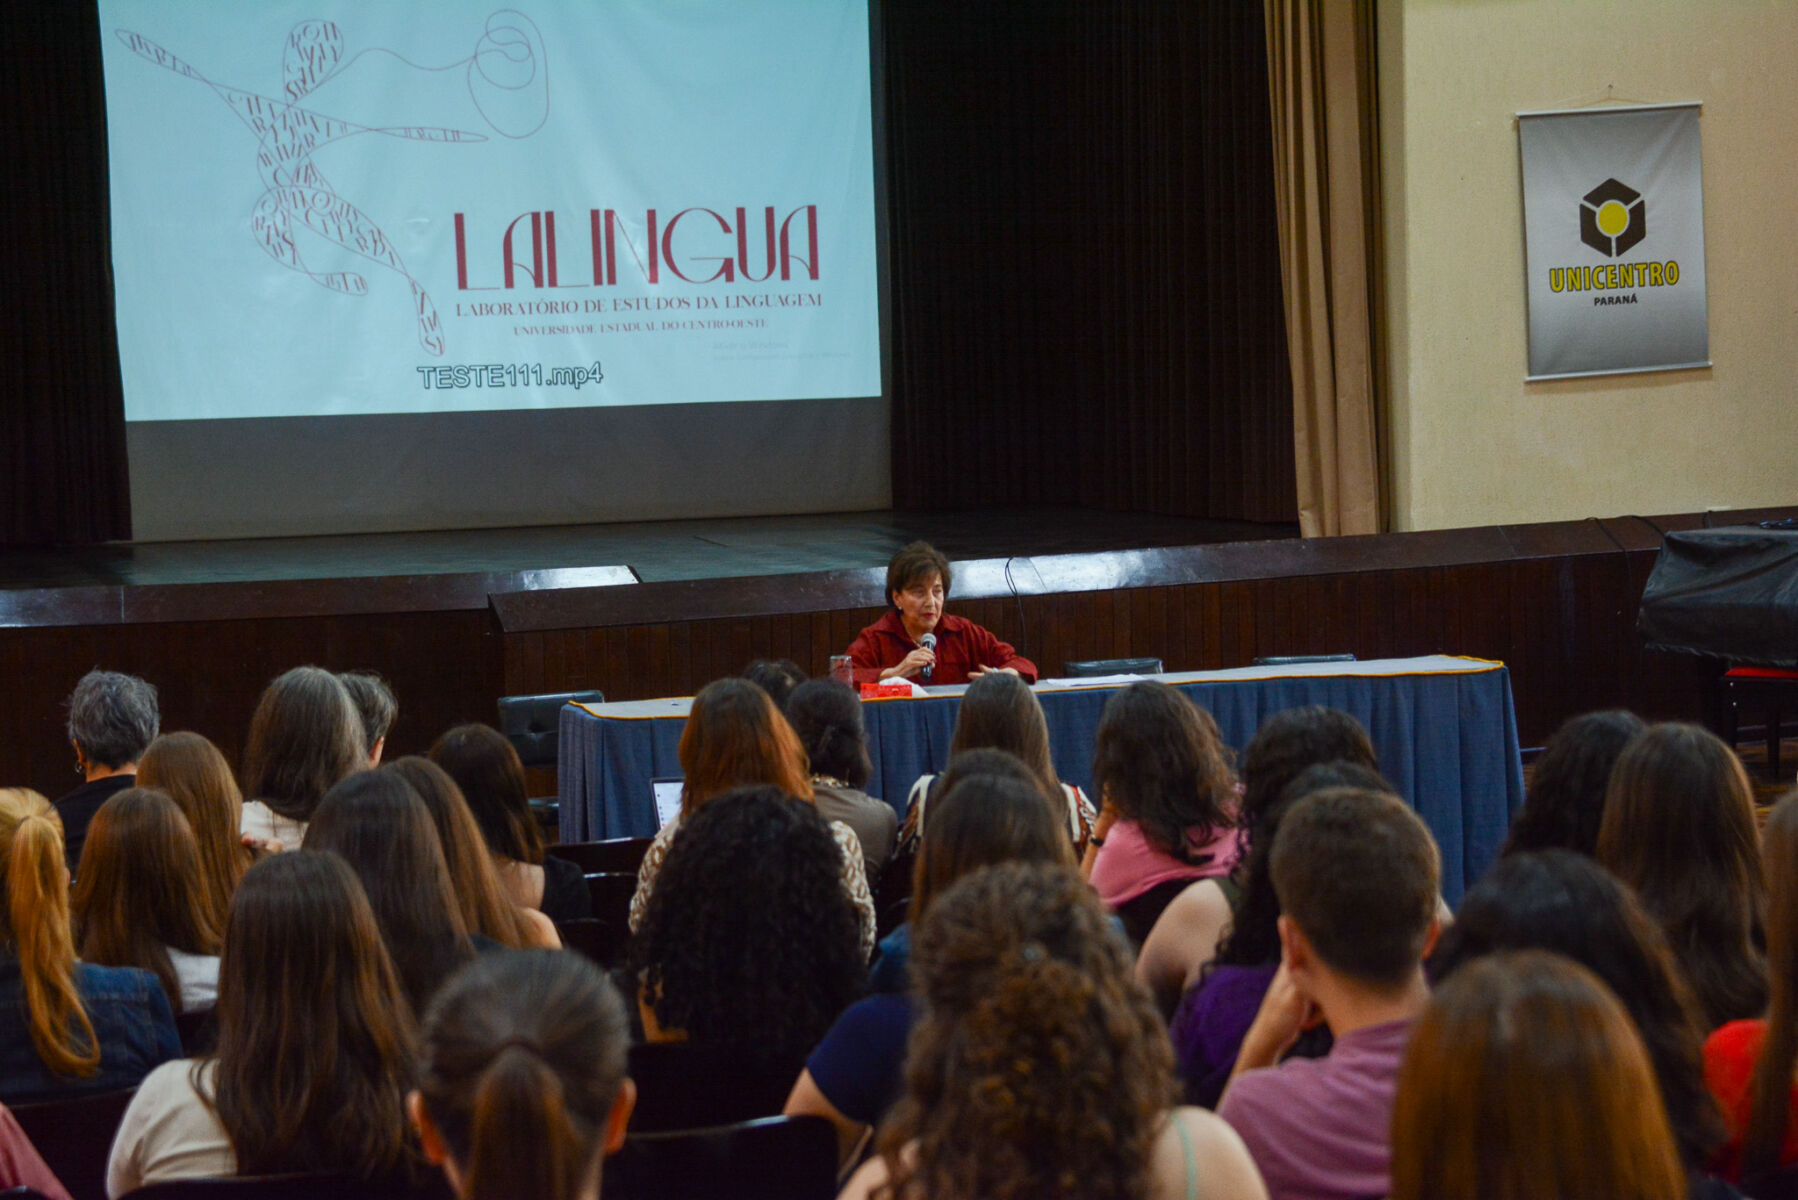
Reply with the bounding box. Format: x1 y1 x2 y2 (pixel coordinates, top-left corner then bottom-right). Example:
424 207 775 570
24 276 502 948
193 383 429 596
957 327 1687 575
1518 103 1708 380
97 1 881 420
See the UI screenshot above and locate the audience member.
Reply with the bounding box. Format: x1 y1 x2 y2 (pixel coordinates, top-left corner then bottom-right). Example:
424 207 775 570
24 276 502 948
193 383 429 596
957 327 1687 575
627 678 874 956
240 666 367 849
741 658 807 709
1085 682 1242 946
1166 761 1388 1107
787 772 1073 1164
411 950 636 1200
0 1103 70 1199
305 770 475 1019
137 732 254 939
895 670 1095 856
629 787 864 1077
840 861 1267 1200
1137 707 1379 1018
1705 790 1798 1182
1598 722 1766 1030
1500 708 1645 859
1391 950 1687 1200
785 678 897 876
0 788 179 1104
1218 787 1439 1200
430 723 591 924
105 853 420 1195
1430 849 1724 1181
58 668 160 871
72 788 223 1014
386 757 559 949
337 670 398 766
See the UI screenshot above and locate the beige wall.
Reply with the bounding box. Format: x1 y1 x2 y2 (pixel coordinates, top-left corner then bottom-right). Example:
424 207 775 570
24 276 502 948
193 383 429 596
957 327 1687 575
1377 0 1798 531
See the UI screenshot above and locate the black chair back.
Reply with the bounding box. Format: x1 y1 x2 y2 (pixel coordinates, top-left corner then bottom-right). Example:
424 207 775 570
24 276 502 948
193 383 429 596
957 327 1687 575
124 1173 453 1200
585 871 638 923
548 837 654 874
497 690 605 768
605 1114 837 1200
556 917 631 969
11 1087 136 1200
624 1042 801 1134
175 1009 217 1057
1062 657 1164 677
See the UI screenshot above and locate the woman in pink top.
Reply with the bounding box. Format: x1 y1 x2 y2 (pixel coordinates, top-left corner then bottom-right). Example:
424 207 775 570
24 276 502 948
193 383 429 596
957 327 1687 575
1083 683 1241 946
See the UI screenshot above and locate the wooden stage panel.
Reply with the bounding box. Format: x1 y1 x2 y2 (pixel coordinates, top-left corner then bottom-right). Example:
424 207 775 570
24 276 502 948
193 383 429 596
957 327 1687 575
6 507 1795 801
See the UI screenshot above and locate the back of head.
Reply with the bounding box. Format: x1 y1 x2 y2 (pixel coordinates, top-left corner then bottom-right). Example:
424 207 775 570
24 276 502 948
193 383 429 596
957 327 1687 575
1503 709 1645 858
1091 682 1235 856
910 773 1073 926
66 669 160 769
0 788 98 1078
1239 706 1377 825
71 787 219 1012
419 950 631 1200
242 666 367 823
1431 849 1720 1170
627 785 862 1063
337 670 399 758
885 861 1173 1200
741 659 807 710
214 852 417 1178
307 770 472 1018
785 678 871 788
949 672 1056 785
1391 949 1686 1200
430 723 543 865
1213 759 1394 971
677 677 812 813
1596 722 1764 1026
137 731 247 934
1269 787 1439 989
1745 791 1798 1175
386 758 535 949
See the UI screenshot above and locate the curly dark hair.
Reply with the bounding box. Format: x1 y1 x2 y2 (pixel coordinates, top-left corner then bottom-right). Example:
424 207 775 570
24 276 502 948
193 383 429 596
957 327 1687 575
1238 706 1378 827
1501 709 1644 859
627 786 863 1066
1429 849 1723 1173
1091 682 1235 857
877 862 1175 1200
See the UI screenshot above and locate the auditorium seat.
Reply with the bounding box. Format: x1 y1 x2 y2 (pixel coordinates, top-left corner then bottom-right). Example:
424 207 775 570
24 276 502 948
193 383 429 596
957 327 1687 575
1063 657 1164 677
1720 666 1798 779
604 1114 837 1200
624 1043 801 1134
547 837 654 874
123 1174 452 1200
585 871 638 922
11 1088 135 1200
556 917 630 969
874 850 915 938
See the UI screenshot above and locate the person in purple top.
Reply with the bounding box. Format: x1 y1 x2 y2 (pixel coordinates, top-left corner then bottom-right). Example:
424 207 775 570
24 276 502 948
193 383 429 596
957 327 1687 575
1218 786 1441 1200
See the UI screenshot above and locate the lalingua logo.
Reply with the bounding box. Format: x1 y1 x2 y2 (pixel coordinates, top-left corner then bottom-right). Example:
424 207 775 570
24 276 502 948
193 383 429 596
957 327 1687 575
1549 176 1680 306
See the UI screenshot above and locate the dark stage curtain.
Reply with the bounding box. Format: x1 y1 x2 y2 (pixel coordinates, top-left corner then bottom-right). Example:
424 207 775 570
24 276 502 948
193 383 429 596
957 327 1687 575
883 1 1297 522
1 1 130 545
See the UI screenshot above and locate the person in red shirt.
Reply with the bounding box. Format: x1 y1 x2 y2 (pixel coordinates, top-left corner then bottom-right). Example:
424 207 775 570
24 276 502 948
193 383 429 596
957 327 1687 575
846 541 1036 685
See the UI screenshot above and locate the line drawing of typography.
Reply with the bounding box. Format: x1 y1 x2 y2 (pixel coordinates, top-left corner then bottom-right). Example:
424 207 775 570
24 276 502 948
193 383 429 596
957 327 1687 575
115 11 550 357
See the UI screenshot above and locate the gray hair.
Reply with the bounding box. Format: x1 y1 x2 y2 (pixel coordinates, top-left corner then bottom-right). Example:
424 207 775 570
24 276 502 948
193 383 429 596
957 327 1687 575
66 669 160 769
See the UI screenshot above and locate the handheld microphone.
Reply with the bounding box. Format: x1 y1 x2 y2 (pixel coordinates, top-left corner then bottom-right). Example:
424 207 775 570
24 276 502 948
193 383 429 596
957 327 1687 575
919 632 936 682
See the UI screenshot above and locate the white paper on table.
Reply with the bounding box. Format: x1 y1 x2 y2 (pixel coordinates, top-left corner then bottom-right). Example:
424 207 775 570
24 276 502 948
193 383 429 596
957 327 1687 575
1035 674 1150 689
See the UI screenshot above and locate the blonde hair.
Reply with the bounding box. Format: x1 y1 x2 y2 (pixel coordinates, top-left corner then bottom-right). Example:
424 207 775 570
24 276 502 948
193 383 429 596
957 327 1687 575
0 789 100 1077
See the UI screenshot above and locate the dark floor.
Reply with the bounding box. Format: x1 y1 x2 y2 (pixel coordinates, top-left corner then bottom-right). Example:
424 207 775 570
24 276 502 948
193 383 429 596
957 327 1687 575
0 508 1297 591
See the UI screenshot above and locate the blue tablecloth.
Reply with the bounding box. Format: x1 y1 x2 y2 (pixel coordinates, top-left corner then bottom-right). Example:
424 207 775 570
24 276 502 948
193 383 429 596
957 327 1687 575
559 655 1525 902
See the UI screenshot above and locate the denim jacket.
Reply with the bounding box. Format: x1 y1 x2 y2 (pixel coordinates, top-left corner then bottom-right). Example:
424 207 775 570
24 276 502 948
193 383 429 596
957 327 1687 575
0 957 181 1104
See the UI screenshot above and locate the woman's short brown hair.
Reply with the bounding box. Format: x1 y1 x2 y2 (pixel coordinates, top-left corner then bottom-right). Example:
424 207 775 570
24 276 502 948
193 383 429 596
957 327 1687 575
885 541 951 608
1391 949 1686 1200
677 678 812 816
241 666 366 824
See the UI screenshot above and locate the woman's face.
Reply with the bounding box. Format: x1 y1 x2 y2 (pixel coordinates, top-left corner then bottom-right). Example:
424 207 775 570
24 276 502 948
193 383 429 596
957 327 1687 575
893 572 945 636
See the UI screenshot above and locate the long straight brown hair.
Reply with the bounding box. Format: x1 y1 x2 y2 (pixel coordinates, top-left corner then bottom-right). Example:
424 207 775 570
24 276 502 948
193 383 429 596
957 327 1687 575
211 852 419 1179
137 732 250 938
1597 723 1766 1029
384 757 539 949
948 672 1060 790
0 789 99 1078
241 666 367 824
71 787 221 1014
1745 790 1798 1177
677 678 813 817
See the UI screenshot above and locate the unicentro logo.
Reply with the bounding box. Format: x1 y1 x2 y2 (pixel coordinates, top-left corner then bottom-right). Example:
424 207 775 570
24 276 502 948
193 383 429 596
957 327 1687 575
1580 178 1644 258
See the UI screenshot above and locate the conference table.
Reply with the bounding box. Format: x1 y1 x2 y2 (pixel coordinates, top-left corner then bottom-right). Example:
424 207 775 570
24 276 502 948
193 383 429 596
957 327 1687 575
559 655 1525 902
